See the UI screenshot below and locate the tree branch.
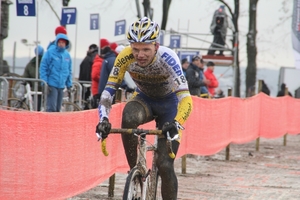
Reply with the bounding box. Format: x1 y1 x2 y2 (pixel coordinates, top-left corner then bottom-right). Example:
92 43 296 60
44 0 60 23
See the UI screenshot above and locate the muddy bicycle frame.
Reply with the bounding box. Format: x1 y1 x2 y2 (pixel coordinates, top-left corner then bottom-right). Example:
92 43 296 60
101 128 178 200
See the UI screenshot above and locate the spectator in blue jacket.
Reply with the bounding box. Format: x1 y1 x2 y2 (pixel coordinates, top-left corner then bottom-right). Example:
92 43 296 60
47 26 68 50
40 33 72 112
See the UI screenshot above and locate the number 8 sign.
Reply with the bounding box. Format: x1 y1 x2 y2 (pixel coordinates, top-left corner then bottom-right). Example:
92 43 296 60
16 0 36 17
61 7 77 25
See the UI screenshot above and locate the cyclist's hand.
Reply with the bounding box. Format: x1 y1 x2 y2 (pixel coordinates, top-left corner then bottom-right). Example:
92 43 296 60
162 120 184 139
95 117 111 141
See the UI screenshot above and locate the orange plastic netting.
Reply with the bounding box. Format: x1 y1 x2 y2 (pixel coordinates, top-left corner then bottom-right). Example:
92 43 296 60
1 93 300 199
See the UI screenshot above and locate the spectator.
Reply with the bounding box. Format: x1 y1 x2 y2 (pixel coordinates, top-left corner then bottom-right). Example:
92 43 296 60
40 33 72 112
207 5 229 56
277 83 293 97
204 61 219 96
261 80 270 96
23 45 44 111
91 38 110 108
186 55 210 96
181 58 189 77
98 43 117 98
0 60 10 75
47 26 68 50
79 44 98 101
110 42 118 56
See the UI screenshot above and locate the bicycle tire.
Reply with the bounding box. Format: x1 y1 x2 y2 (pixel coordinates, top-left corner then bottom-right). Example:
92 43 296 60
146 168 162 200
7 98 29 111
123 167 146 200
61 102 81 112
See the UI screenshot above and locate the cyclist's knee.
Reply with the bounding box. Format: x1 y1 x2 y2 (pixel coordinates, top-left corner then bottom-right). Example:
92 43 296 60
122 101 150 128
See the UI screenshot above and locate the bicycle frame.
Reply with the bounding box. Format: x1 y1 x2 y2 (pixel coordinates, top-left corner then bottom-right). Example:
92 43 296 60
106 128 177 200
134 133 159 199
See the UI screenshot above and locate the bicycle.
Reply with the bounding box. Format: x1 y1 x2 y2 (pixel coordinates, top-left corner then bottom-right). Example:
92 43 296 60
100 128 178 200
80 83 93 110
6 80 43 111
61 87 82 112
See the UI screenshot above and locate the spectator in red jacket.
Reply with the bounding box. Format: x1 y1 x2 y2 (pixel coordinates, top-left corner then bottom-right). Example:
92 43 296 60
204 61 219 96
91 38 110 108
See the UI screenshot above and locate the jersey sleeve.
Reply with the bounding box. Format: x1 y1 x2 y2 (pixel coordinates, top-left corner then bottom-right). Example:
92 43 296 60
159 46 193 125
97 47 135 121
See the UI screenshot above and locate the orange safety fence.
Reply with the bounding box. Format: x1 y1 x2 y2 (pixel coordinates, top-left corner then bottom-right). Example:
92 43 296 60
1 93 300 200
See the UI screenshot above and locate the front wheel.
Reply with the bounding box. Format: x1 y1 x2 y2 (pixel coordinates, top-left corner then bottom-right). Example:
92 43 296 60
123 167 146 200
61 102 81 112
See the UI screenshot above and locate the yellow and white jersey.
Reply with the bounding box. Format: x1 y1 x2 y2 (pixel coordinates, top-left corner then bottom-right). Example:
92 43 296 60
99 45 192 125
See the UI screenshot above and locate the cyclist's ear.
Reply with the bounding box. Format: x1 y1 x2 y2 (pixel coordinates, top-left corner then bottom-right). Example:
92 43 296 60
155 42 159 51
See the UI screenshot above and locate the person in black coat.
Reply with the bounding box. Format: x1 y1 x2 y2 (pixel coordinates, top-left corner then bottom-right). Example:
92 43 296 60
79 44 98 100
277 83 293 97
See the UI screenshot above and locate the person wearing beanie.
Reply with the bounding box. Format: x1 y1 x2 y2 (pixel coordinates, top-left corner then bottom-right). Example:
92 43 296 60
22 44 45 111
181 58 189 77
40 33 72 112
98 40 118 99
47 26 70 51
90 38 109 108
55 26 67 35
99 38 111 55
110 42 118 56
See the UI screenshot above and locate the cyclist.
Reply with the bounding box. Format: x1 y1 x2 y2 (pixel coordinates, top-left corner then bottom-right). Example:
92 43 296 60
96 17 193 199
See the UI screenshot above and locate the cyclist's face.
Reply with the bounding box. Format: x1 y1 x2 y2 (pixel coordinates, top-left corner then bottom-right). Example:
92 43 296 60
131 42 159 67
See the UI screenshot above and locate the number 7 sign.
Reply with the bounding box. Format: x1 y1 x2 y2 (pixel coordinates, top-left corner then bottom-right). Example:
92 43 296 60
61 7 77 25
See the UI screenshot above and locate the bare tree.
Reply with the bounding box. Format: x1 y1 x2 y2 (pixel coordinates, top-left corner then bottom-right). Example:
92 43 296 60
161 0 172 30
44 0 60 22
217 0 241 97
245 0 258 97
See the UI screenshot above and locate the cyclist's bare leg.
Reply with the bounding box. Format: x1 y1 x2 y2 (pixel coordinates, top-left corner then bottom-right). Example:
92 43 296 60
156 137 179 200
121 99 153 169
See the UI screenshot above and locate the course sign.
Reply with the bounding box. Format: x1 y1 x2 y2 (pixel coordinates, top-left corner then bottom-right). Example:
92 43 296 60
178 51 200 62
61 7 77 25
90 14 99 30
115 20 126 36
16 0 36 17
170 35 181 49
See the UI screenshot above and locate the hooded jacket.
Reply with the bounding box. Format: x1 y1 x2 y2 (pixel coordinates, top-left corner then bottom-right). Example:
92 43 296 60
40 33 72 89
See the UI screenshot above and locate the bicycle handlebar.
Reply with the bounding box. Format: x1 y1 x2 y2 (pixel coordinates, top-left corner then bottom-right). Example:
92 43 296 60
100 128 177 159
110 128 162 135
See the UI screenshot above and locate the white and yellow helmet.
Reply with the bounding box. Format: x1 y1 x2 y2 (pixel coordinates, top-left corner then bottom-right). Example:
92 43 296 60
127 17 160 44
